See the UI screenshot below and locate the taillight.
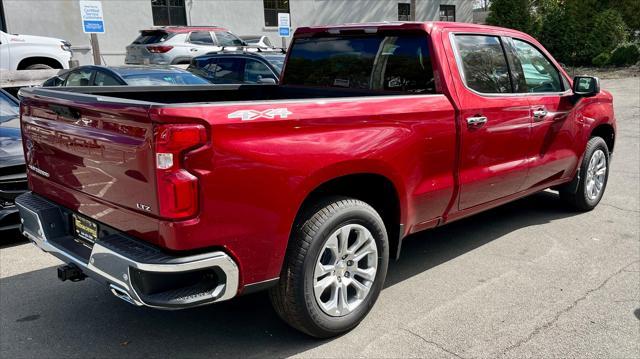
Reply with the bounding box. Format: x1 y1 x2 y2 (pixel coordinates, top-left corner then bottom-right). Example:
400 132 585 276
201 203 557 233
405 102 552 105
154 124 207 219
147 45 173 53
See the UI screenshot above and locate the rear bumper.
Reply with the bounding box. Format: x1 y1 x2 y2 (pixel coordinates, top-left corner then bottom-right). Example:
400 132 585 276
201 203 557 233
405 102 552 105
15 192 239 309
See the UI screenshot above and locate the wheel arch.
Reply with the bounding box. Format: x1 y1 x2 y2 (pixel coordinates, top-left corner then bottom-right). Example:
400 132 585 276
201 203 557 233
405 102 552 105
287 163 407 267
17 56 63 70
590 123 615 154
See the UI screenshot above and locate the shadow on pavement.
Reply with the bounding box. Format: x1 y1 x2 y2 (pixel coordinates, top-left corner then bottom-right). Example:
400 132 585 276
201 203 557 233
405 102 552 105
0 191 578 358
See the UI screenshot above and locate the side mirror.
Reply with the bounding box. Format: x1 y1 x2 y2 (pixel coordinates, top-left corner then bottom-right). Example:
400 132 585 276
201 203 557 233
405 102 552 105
257 77 277 85
573 76 600 97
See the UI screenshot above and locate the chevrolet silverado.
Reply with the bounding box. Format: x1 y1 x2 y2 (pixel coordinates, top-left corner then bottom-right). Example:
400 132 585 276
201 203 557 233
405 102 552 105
16 22 615 337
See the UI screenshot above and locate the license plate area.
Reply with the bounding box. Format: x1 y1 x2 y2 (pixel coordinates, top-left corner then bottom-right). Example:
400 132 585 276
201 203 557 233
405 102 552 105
72 214 98 247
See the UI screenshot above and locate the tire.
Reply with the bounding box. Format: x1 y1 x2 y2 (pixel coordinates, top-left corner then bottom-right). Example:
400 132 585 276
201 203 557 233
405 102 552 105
24 63 54 70
560 136 610 211
269 197 389 338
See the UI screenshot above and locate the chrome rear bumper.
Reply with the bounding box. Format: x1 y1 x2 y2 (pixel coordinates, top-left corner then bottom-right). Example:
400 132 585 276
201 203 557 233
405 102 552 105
16 192 239 309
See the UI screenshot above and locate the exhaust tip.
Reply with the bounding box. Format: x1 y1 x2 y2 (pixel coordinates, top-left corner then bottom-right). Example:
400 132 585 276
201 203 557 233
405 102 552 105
109 285 142 307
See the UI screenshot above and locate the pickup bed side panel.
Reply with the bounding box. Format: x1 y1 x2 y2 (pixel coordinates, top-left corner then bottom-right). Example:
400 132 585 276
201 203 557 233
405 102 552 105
153 95 456 284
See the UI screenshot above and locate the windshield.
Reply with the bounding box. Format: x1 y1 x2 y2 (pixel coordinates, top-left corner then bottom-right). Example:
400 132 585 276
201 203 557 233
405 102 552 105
122 72 210 86
263 55 285 72
283 34 435 93
0 92 19 125
132 31 173 44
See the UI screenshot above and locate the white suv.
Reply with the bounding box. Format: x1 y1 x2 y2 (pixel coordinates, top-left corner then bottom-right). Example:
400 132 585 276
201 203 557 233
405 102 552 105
125 26 247 65
0 30 72 70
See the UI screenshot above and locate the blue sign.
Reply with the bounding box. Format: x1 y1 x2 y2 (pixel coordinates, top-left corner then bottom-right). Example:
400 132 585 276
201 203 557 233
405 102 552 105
278 27 290 37
83 20 105 33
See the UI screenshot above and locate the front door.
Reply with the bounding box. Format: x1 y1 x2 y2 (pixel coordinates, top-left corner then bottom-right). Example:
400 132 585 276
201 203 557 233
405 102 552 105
504 37 581 190
451 34 532 210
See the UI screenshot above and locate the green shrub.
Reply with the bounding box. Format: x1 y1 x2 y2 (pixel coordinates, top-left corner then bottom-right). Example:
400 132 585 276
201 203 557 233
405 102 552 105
609 43 640 66
589 10 628 61
592 52 611 67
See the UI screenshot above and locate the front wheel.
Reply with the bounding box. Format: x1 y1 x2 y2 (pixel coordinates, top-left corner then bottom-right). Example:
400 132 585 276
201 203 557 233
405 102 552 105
269 197 389 338
560 136 610 211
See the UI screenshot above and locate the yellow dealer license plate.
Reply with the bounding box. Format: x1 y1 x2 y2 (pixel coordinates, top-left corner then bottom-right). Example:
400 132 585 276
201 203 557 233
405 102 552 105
72 214 98 243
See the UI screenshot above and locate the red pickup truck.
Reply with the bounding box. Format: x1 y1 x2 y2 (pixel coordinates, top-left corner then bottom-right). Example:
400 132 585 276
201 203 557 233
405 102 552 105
17 22 615 337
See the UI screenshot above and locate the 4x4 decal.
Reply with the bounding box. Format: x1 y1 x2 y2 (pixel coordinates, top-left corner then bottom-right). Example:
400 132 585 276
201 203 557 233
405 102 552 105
227 108 292 121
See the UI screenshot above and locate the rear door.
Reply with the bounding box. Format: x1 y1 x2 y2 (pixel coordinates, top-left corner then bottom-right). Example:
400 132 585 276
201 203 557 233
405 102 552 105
504 37 580 189
449 33 532 209
187 31 215 56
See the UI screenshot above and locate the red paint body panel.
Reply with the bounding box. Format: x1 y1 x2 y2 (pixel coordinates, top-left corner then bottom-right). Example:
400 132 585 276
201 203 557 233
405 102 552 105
19 22 616 289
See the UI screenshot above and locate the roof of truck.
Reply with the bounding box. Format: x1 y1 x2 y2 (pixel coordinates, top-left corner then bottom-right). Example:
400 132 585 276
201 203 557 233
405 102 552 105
294 21 527 37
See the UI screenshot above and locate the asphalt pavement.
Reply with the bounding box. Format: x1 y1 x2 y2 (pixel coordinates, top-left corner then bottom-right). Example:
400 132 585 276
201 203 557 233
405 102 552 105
1 77 638 358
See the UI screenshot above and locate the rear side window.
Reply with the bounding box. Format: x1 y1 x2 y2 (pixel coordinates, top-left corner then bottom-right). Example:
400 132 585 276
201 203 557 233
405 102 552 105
94 71 122 86
283 34 436 93
216 31 245 46
189 31 214 45
132 31 173 44
510 39 563 93
202 58 244 83
65 69 94 86
454 35 511 94
244 59 276 82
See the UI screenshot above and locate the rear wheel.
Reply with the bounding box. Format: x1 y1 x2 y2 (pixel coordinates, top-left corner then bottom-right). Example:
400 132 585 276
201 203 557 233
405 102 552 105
269 197 389 338
560 136 610 211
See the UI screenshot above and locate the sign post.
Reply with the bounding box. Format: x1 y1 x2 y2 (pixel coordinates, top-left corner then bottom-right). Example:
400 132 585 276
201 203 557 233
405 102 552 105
79 1 105 65
277 13 291 49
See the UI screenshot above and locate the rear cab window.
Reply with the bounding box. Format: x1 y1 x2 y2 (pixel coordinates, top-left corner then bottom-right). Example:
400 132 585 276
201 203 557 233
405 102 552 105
282 32 436 94
132 31 174 44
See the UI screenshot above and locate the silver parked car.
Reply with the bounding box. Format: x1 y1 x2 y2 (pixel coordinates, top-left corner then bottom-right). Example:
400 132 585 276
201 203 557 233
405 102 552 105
125 26 247 65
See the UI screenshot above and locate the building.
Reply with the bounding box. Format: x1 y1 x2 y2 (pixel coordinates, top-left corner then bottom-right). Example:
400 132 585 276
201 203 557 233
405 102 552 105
0 0 474 65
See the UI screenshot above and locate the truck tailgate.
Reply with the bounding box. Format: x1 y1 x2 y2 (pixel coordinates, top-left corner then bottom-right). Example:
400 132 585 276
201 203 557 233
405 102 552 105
20 90 159 217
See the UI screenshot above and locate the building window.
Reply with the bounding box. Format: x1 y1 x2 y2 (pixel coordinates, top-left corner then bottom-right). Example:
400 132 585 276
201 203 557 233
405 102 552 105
263 0 290 27
398 3 411 21
439 5 456 22
151 0 187 26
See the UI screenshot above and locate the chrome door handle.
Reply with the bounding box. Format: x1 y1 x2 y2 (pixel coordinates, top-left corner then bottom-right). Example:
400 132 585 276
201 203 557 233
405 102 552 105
466 116 488 127
533 109 548 121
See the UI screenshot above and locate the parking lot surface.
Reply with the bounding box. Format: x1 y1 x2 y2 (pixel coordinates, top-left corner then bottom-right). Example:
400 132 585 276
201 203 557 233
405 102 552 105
1 77 638 358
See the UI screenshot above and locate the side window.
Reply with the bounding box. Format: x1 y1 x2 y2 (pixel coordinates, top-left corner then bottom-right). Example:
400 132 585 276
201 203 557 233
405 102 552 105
215 31 244 46
510 39 563 93
94 71 122 86
244 59 276 83
454 35 511 94
189 31 214 45
208 58 243 83
65 69 94 86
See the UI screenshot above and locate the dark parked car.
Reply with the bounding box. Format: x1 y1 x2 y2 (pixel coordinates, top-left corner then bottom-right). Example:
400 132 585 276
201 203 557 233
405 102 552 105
187 51 285 84
43 65 211 87
0 89 27 232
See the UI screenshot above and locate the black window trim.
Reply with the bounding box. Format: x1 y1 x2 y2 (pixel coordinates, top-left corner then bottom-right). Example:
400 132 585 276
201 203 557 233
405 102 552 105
439 4 456 22
449 32 572 98
263 0 290 28
151 0 187 26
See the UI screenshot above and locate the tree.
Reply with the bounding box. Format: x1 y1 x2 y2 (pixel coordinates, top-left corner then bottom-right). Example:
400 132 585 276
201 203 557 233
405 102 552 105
486 0 533 33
